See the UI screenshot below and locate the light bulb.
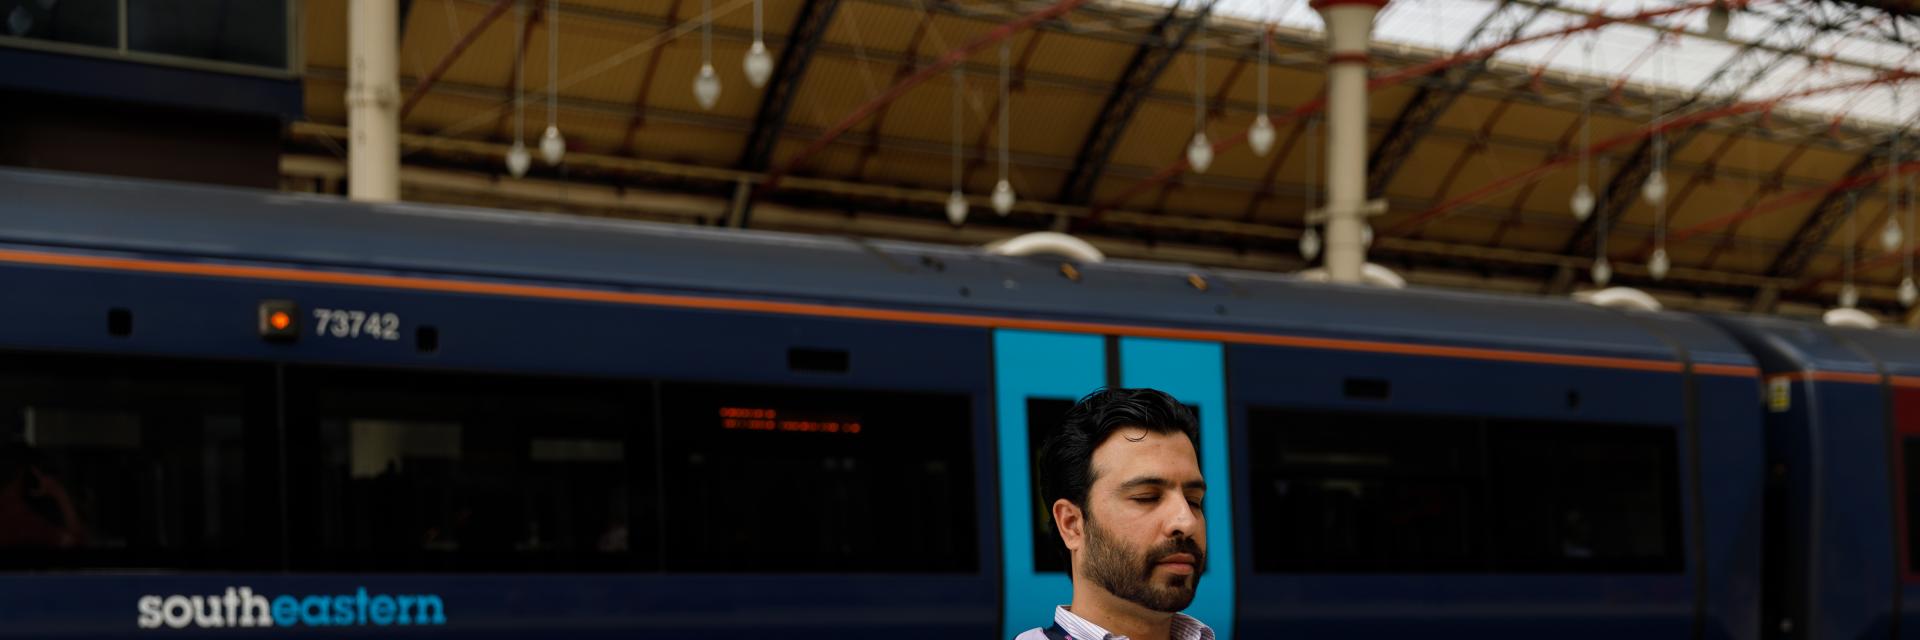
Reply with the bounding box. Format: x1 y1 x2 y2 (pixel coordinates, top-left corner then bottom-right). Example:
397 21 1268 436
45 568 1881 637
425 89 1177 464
506 141 531 178
1903 277 1918 308
1300 227 1321 261
1361 224 1374 248
946 190 968 226
1570 184 1595 220
1648 247 1669 281
1248 115 1276 157
991 180 1016 216
1593 257 1612 286
1186 132 1213 174
744 40 774 89
1641 171 1667 204
1840 283 1859 309
693 63 721 110
539 125 565 165
1883 220 1904 252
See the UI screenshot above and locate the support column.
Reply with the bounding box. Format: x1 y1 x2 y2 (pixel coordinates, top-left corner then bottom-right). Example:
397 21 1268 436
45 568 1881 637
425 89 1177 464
347 0 400 202
1314 0 1385 283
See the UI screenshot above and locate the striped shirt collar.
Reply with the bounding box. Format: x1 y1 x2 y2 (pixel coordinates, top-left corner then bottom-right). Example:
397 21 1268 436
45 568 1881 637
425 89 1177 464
1051 605 1214 640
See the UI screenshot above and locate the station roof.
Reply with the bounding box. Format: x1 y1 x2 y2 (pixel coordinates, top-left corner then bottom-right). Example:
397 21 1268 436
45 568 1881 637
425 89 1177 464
292 0 1920 320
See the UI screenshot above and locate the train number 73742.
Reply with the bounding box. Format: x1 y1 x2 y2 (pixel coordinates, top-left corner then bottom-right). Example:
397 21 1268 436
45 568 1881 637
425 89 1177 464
312 308 401 341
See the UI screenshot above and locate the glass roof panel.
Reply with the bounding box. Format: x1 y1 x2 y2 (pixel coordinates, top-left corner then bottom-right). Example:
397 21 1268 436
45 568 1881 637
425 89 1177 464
1124 0 1915 128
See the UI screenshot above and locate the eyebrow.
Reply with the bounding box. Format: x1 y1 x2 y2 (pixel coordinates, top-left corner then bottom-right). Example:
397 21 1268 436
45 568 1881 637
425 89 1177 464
1116 476 1207 493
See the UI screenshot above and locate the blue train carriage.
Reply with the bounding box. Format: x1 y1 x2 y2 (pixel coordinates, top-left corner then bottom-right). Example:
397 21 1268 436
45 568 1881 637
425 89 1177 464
1208 273 1764 640
0 168 1763 638
1711 315 1920 640
0 169 1012 638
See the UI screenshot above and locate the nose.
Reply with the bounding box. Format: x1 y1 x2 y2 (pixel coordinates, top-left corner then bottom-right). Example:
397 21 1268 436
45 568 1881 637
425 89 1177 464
1164 496 1200 539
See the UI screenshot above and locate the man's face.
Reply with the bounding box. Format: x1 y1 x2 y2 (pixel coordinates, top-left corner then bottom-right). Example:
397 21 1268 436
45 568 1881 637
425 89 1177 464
1076 428 1206 613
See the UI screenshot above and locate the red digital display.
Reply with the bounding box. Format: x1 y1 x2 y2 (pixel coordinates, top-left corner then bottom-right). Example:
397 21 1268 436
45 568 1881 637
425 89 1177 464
719 407 862 435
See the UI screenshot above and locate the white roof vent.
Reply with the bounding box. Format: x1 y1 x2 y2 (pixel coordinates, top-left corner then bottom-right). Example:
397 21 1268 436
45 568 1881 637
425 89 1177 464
1294 263 1407 289
982 231 1105 263
1823 307 1881 329
1574 287 1664 312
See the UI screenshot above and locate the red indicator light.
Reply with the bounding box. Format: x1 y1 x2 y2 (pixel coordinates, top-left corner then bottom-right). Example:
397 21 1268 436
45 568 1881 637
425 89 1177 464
269 311 292 330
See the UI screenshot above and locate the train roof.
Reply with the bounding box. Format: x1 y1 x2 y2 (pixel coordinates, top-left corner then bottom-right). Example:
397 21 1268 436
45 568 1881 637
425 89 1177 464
0 168 1755 370
1713 313 1920 379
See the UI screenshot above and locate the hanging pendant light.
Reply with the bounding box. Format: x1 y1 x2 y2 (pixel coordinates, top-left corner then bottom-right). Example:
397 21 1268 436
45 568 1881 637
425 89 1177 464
992 180 1016 216
541 125 565 166
1573 37 1596 221
947 66 967 226
507 2 530 178
539 0 565 165
1187 132 1214 173
744 41 773 89
743 0 773 88
1187 17 1212 174
1905 173 1918 307
946 190 968 226
1883 219 1904 252
1592 256 1612 286
693 0 721 110
1648 247 1669 281
1570 184 1595 221
694 64 721 110
1641 170 1667 204
507 142 532 178
1840 283 1860 309
1249 116 1276 158
1361 224 1374 249
1300 227 1321 261
991 41 1015 216
1248 25 1275 157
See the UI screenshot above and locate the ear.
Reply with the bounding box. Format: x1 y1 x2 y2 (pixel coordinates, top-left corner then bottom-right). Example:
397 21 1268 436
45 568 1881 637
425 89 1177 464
1052 498 1085 552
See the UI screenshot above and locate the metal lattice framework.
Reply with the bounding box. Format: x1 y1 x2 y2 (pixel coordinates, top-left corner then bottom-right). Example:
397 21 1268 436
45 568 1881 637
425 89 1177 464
1365 0 1552 199
1560 3 1866 255
1056 0 1218 205
737 0 842 171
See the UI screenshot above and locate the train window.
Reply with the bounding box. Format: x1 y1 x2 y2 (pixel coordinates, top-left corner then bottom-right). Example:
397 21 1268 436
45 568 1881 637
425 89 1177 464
1248 409 1485 572
658 383 976 572
126 1 289 69
1906 438 1920 574
1486 421 1682 572
0 0 118 49
1247 408 1682 573
0 352 273 569
286 368 648 572
1028 398 1075 573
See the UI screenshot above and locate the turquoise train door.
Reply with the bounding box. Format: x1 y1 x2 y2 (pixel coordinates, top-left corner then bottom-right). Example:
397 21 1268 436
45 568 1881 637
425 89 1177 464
996 330 1234 639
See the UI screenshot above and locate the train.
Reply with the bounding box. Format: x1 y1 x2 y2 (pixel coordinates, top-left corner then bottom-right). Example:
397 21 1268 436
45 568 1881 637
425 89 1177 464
0 166 1914 639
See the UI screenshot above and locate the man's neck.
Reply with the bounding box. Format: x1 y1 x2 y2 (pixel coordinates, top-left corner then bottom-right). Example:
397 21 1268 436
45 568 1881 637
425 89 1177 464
1067 583 1175 640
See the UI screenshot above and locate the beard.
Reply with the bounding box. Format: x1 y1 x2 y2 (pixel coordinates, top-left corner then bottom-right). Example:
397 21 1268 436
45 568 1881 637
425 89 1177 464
1081 516 1205 613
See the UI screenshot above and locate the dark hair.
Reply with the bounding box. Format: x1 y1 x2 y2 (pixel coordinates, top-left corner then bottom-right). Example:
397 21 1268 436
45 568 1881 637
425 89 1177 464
1038 387 1199 524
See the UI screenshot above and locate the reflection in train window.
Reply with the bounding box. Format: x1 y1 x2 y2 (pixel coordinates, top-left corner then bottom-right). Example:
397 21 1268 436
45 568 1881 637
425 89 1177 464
0 352 272 569
1248 408 1681 573
658 383 976 572
288 368 647 571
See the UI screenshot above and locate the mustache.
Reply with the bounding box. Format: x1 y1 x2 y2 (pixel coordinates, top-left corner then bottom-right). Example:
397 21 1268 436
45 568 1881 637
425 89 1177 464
1146 536 1205 572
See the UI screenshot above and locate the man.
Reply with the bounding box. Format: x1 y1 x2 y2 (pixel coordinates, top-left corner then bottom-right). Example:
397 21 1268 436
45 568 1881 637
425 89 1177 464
1018 388 1211 640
